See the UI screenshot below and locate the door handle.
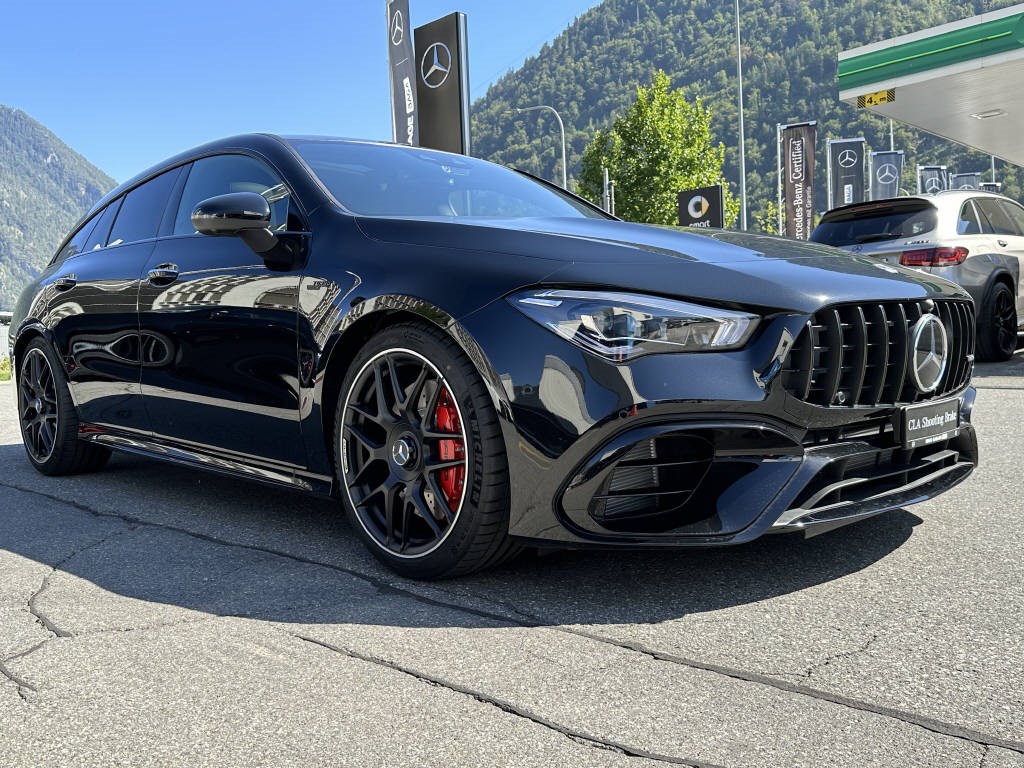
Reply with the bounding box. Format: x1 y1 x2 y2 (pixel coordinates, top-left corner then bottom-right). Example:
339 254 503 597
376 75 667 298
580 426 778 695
147 263 179 285
54 274 77 291
998 239 1008 247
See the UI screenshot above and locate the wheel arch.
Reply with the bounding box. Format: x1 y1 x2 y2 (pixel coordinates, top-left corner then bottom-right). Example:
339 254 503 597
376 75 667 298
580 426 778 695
10 321 52 376
314 295 512 478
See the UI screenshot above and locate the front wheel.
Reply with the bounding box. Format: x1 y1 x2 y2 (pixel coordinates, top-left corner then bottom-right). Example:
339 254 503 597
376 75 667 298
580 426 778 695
976 282 1018 362
17 338 110 475
334 323 517 579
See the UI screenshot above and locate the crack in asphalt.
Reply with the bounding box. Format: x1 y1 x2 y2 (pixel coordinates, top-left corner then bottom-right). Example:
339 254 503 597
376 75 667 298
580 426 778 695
291 632 725 768
3 478 1024 759
26 526 136 640
0 640 46 700
978 743 990 768
803 633 880 679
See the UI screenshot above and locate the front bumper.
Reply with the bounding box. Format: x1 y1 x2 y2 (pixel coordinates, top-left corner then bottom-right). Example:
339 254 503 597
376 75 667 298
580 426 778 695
460 302 979 548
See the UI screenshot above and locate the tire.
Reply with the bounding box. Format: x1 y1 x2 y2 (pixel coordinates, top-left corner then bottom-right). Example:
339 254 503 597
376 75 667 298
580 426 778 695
976 282 1018 362
334 322 517 579
16 337 111 476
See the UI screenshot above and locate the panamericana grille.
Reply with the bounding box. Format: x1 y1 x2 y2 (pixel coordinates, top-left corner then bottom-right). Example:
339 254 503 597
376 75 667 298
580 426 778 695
781 299 974 407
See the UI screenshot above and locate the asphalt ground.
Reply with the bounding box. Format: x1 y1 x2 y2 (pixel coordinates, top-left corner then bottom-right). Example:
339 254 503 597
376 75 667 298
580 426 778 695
0 356 1022 767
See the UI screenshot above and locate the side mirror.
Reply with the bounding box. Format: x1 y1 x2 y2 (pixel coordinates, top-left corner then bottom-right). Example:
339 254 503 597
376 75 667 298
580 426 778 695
192 192 278 254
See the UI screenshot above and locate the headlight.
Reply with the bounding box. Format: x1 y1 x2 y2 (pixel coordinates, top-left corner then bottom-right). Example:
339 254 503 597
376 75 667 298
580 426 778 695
509 289 759 362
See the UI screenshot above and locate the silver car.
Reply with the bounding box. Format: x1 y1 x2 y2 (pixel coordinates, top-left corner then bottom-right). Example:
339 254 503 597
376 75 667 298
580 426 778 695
811 190 1023 361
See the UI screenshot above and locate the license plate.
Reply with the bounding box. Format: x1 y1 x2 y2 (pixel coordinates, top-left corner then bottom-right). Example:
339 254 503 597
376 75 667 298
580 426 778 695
898 397 960 449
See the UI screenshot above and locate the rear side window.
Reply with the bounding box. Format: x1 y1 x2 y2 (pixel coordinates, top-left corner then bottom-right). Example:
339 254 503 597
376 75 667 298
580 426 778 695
54 214 100 262
83 200 122 252
956 201 983 235
107 168 181 247
173 154 292 235
975 198 1020 236
810 202 937 246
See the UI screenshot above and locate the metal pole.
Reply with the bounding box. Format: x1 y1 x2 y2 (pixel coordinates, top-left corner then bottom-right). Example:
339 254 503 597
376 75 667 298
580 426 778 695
734 0 747 231
889 119 894 151
776 123 783 235
512 105 568 190
602 167 610 212
991 155 997 183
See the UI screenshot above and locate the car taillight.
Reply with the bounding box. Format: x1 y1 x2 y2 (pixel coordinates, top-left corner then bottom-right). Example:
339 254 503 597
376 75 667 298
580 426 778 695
899 246 968 267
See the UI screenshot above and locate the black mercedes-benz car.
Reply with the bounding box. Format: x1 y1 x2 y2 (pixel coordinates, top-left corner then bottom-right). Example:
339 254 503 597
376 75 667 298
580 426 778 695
9 135 978 578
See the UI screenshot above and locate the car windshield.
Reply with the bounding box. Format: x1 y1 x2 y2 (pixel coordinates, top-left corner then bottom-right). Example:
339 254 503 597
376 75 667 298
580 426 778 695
289 139 606 219
810 201 937 246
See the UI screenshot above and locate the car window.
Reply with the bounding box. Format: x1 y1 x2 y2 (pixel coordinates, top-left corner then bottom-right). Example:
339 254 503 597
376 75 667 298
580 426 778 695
956 201 983 236
173 154 292 235
54 213 101 262
995 200 1024 236
289 139 607 219
810 201 936 246
974 198 1019 236
83 200 122 252
107 168 182 247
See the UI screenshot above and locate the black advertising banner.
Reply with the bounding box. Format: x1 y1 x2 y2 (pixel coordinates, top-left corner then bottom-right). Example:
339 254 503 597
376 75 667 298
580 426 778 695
950 172 982 190
870 150 904 200
918 165 948 194
387 0 418 146
781 122 816 240
415 13 471 155
828 138 865 208
677 185 724 228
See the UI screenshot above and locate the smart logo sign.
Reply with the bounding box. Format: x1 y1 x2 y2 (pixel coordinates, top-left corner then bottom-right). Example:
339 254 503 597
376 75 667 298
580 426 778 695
678 185 724 229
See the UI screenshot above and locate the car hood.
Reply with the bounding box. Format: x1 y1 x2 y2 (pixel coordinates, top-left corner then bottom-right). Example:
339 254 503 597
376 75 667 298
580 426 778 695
355 216 969 313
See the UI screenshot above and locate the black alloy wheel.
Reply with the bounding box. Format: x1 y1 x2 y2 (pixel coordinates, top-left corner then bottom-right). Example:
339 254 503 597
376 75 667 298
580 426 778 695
335 323 516 579
16 338 110 475
19 347 59 463
977 282 1018 362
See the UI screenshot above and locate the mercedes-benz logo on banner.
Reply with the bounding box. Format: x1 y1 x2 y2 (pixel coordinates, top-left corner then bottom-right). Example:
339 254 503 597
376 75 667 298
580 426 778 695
837 149 858 168
876 164 898 184
421 42 452 88
909 314 948 393
390 10 405 46
925 177 942 194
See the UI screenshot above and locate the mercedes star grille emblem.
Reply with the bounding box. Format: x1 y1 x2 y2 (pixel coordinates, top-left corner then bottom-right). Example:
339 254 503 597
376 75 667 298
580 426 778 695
909 314 949 394
390 10 404 46
876 163 898 184
421 42 452 89
837 149 858 168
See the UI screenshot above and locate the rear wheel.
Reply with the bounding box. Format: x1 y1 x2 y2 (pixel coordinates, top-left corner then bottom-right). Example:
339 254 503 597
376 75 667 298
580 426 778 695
17 338 110 475
334 323 517 579
977 282 1018 362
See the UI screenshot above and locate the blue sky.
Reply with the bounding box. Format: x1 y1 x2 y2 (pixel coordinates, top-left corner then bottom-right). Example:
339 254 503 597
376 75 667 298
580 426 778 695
1 1 599 181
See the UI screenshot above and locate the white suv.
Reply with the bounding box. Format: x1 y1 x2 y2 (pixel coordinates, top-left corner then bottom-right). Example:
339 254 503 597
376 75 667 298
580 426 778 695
811 190 1023 361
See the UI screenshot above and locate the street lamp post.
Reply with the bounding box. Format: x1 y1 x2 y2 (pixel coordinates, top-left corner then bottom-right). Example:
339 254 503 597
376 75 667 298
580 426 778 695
511 105 568 190
735 0 748 231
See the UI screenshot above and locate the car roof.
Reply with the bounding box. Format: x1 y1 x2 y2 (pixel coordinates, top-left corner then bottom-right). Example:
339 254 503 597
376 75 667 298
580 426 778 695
820 190 1019 221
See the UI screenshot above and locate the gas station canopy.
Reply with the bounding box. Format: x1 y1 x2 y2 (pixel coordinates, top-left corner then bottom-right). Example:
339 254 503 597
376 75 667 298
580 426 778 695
838 4 1024 166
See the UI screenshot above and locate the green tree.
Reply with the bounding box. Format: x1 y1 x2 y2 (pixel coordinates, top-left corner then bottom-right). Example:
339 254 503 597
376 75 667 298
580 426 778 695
576 70 739 226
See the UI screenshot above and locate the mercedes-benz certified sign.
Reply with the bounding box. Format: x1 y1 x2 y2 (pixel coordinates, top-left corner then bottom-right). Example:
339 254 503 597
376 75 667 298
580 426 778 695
909 314 949 393
420 42 452 89
837 148 858 168
391 10 405 46
876 164 898 184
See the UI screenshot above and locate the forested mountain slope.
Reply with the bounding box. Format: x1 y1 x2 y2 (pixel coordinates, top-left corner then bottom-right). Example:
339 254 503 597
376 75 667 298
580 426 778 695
470 0 1021 223
0 105 114 309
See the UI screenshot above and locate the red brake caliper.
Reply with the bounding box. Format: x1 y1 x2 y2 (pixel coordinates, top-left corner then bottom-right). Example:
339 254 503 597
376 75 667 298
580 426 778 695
434 387 465 509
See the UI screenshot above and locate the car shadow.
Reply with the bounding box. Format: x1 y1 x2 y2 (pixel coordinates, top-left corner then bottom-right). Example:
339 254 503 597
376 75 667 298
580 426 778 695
0 442 920 630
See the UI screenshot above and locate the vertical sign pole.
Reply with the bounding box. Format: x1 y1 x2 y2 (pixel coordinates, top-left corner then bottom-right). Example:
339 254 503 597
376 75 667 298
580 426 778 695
776 123 783 235
734 0 747 231
826 139 834 209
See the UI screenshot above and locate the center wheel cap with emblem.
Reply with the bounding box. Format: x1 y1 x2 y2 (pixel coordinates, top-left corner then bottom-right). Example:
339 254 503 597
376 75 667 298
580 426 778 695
909 314 948 393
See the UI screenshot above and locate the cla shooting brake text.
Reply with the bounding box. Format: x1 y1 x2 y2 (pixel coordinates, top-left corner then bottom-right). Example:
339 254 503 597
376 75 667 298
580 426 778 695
9 135 979 578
